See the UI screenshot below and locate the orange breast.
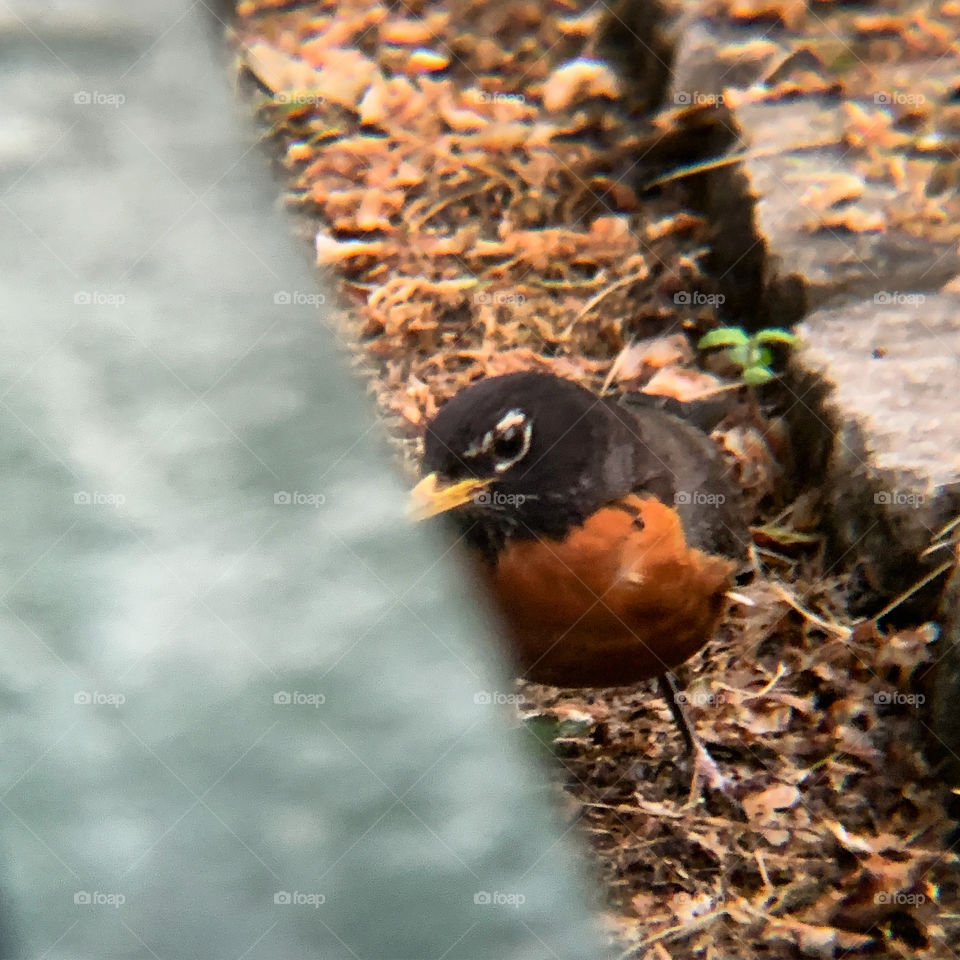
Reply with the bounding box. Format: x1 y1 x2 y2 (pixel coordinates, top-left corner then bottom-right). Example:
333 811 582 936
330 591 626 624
483 496 736 688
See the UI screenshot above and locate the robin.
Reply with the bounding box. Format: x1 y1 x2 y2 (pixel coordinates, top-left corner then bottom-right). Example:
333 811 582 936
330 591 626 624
410 370 749 792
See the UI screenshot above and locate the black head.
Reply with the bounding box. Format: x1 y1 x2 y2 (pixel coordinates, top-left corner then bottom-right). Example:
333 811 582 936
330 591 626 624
420 372 633 556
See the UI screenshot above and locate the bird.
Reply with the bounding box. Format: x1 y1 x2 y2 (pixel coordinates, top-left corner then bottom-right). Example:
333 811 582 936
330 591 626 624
410 370 749 793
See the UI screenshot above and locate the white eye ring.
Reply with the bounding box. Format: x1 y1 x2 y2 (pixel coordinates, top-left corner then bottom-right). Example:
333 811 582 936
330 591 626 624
491 409 532 472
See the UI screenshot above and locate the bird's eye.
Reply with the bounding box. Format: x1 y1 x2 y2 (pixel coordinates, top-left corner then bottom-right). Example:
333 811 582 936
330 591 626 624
493 425 524 460
491 410 531 472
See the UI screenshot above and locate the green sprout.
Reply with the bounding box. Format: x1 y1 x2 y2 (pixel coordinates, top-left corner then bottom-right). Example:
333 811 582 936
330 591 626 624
697 326 796 386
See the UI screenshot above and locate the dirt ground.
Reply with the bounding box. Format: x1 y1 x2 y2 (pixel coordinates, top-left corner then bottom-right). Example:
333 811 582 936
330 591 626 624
228 1 959 955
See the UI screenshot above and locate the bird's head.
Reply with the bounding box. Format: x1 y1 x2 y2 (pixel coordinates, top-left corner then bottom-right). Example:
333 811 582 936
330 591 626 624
411 372 620 555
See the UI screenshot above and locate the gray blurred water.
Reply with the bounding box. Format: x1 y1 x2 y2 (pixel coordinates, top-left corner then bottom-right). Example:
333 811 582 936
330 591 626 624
0 1 606 957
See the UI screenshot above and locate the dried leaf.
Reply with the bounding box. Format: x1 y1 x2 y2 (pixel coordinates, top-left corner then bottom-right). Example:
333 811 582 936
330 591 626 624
408 48 451 73
243 41 325 93
541 58 620 112
744 783 800 822
642 366 727 402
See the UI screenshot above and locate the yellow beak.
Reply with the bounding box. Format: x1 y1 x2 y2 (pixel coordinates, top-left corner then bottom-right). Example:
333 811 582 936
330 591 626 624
409 472 494 522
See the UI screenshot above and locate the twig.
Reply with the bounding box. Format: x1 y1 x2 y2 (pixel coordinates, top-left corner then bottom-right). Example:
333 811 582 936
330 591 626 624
562 266 650 337
625 909 730 956
409 179 496 230
755 850 772 894
749 662 787 699
769 583 851 638
920 513 960 557
644 138 839 190
871 559 955 624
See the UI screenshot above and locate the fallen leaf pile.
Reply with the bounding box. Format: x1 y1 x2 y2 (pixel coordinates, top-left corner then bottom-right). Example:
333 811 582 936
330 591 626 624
228 0 960 956
234 0 725 442
524 591 956 957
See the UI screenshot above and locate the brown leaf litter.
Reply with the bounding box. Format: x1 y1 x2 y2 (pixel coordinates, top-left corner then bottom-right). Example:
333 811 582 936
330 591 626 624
229 1 960 956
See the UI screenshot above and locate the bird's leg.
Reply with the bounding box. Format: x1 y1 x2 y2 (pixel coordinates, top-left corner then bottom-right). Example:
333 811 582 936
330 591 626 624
657 672 730 800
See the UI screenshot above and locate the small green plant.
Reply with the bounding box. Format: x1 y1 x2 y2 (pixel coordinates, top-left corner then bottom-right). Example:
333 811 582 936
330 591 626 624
697 326 796 386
